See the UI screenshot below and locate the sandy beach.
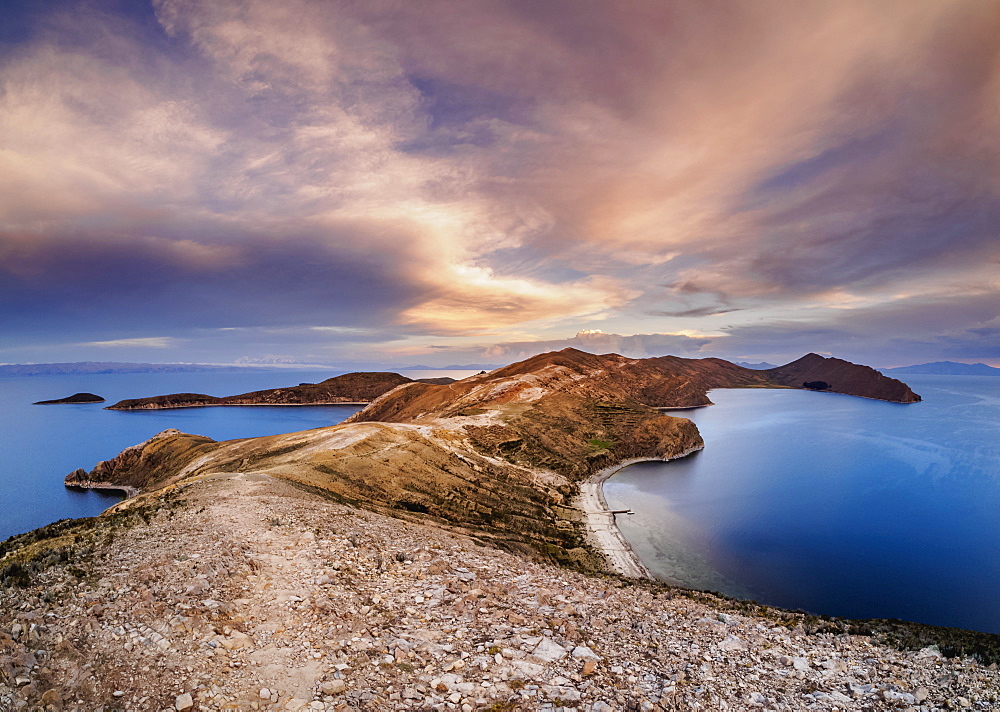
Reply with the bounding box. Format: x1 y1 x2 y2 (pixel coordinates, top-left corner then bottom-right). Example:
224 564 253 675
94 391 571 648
575 448 703 579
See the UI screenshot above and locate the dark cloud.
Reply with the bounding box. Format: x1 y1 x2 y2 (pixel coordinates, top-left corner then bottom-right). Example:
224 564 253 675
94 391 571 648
0 220 431 339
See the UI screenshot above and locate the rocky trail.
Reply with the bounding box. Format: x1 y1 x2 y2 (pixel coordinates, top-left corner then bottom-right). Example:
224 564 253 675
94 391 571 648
2 473 997 711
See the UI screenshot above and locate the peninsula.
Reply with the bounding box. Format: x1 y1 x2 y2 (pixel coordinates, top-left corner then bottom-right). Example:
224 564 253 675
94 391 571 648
105 372 457 410
75 349 922 568
4 349 995 710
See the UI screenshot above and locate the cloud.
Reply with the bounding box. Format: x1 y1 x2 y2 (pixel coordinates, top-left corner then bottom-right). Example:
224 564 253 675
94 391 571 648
1 0 998 364
712 290 1000 367
479 330 715 362
80 337 178 349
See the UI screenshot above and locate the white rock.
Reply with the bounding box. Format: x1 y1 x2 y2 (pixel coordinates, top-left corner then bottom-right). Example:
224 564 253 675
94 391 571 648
718 635 746 652
260 688 271 699
175 692 194 710
511 660 546 678
571 645 600 660
322 679 346 694
531 637 568 662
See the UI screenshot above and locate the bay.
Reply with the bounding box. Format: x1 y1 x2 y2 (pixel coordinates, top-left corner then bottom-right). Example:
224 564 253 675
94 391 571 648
0 369 475 541
604 374 1000 633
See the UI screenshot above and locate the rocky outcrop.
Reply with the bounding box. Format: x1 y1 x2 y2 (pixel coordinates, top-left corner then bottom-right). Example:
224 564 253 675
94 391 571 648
32 392 104 405
64 429 218 494
106 372 456 410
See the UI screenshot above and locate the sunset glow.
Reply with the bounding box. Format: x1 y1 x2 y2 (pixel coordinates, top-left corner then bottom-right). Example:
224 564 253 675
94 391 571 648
1 0 998 368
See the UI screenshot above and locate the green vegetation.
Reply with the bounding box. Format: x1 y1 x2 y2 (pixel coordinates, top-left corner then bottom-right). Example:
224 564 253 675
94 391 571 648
587 438 615 450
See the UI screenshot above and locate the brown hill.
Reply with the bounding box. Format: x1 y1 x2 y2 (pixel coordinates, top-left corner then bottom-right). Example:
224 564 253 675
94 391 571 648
765 353 921 403
106 372 455 410
67 349 918 572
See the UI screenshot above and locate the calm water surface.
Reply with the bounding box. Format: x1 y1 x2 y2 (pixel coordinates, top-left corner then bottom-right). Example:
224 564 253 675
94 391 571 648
604 375 1000 633
0 369 475 541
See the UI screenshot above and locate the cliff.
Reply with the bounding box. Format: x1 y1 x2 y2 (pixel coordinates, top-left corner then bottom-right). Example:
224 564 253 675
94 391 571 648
106 372 456 410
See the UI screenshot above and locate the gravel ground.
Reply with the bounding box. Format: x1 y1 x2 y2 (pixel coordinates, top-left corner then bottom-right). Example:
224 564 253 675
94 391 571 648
1 472 997 711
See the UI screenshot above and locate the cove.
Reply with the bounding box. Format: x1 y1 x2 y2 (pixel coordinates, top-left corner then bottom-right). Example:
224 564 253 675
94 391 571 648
603 374 1000 634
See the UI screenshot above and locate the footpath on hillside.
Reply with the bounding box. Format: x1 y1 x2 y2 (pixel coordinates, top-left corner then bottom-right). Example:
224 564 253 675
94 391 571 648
1 472 997 711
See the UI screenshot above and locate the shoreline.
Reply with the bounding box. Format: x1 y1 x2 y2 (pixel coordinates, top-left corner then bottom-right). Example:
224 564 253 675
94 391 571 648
575 446 703 579
65 481 139 498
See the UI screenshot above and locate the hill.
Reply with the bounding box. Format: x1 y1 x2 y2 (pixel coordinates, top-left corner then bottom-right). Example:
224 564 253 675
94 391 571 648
5 473 998 710
70 349 920 571
106 372 457 410
734 360 778 369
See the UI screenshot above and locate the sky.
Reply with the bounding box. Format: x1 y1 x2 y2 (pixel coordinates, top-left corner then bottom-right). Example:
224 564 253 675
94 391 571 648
1 0 998 369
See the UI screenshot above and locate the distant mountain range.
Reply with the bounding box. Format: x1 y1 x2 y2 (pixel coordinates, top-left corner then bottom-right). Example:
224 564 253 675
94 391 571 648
883 361 1000 376
0 361 498 377
0 361 295 377
733 361 778 370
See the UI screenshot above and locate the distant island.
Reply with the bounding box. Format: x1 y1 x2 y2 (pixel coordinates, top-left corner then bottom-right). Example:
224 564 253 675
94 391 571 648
32 392 105 405
106 372 458 410
883 361 1000 376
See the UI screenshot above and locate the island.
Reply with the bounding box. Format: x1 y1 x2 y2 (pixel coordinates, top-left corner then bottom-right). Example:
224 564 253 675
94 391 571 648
105 372 457 410
3 349 997 711
31 392 105 405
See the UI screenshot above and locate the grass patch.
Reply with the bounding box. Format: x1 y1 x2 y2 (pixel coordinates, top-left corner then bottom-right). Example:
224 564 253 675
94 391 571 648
587 438 615 450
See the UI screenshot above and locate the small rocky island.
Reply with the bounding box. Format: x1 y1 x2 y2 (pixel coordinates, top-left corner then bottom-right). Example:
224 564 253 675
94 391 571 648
31 392 104 405
3 349 996 711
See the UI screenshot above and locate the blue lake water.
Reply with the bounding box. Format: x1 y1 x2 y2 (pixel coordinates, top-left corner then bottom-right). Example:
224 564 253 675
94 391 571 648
0 369 474 542
604 375 1000 634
